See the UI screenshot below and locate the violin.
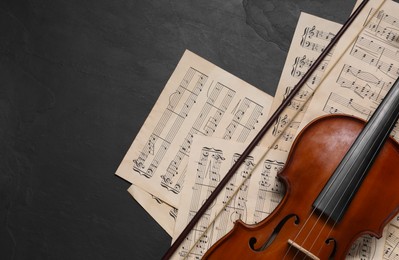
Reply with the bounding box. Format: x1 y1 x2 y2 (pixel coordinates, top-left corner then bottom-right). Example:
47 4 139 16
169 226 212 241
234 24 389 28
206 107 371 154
162 1 399 258
203 76 399 259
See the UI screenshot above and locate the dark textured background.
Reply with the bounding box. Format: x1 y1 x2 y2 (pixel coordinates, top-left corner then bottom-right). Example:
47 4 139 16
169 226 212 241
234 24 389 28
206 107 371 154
1 0 358 259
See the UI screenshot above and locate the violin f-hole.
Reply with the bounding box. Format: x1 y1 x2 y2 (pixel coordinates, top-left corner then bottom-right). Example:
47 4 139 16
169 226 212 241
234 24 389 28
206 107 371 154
249 214 300 252
325 238 337 260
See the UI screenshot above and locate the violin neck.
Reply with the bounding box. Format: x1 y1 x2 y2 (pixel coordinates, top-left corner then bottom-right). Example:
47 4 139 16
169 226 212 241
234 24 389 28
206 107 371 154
313 77 399 223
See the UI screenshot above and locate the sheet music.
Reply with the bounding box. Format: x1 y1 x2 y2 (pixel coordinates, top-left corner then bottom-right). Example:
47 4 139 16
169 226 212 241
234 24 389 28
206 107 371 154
300 0 399 138
127 185 176 236
265 12 342 152
170 6 395 259
169 133 384 260
170 135 288 259
296 0 399 259
264 6 386 259
116 50 273 208
382 217 399 259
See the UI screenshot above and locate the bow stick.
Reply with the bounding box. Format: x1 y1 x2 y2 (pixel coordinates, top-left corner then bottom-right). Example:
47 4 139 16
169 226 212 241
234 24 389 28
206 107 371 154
162 0 370 258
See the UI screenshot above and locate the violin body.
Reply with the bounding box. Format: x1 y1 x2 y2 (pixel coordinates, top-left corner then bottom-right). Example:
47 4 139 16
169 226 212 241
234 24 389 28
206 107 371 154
204 114 399 259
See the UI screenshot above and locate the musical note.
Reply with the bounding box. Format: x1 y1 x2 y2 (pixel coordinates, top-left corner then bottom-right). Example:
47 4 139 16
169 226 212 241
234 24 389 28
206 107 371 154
171 135 288 259
263 12 341 152
132 67 207 178
383 222 399 260
300 25 335 53
298 3 399 259
253 159 285 224
116 49 273 209
347 235 378 260
337 64 391 102
323 92 373 119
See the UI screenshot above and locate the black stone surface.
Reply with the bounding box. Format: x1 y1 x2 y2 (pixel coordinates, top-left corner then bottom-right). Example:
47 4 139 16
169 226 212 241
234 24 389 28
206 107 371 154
1 0 358 259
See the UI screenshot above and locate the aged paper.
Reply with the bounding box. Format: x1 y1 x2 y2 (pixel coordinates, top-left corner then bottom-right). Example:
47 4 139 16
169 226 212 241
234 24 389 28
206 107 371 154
116 50 274 208
266 12 342 152
381 216 399 259
295 0 399 259
263 4 390 259
170 3 397 258
260 0 390 152
299 0 399 135
170 135 288 259
170 134 387 259
127 185 176 236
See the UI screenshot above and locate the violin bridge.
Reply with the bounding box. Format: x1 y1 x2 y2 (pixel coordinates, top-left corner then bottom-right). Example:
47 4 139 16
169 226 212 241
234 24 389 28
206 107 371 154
287 239 320 260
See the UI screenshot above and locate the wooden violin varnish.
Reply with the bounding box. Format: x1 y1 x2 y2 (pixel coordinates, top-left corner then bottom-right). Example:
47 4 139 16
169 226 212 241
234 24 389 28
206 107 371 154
203 77 399 259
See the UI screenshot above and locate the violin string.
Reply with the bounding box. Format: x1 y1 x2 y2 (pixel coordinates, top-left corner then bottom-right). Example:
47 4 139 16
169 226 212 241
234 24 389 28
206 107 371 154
185 52 341 257
183 0 377 258
291 4 389 260
183 119 295 258
310 83 399 258
182 154 270 257
279 0 388 258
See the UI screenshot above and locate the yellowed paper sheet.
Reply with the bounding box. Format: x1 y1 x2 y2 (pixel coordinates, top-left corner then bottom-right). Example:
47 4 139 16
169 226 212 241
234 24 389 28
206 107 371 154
127 185 176 237
170 135 288 259
116 50 273 208
259 0 389 152
170 136 381 259
170 4 395 258
295 1 399 259
299 0 398 135
267 12 341 152
380 216 399 259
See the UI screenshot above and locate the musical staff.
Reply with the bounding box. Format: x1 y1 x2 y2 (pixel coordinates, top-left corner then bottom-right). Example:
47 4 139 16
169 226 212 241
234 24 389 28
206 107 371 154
160 82 235 193
253 159 285 224
171 135 288 259
366 10 399 45
337 64 391 102
383 219 399 260
178 147 224 258
347 235 377 260
117 49 273 209
223 98 264 142
263 12 341 152
322 92 373 118
301 25 335 53
133 68 207 178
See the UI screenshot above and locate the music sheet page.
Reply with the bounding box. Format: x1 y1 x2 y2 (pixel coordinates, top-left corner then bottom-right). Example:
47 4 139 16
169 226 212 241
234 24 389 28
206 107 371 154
296 0 399 259
170 136 384 260
265 12 341 152
115 50 273 208
116 1 399 258
127 185 176 236
300 0 399 138
170 3 398 258
170 135 287 259
381 216 399 259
